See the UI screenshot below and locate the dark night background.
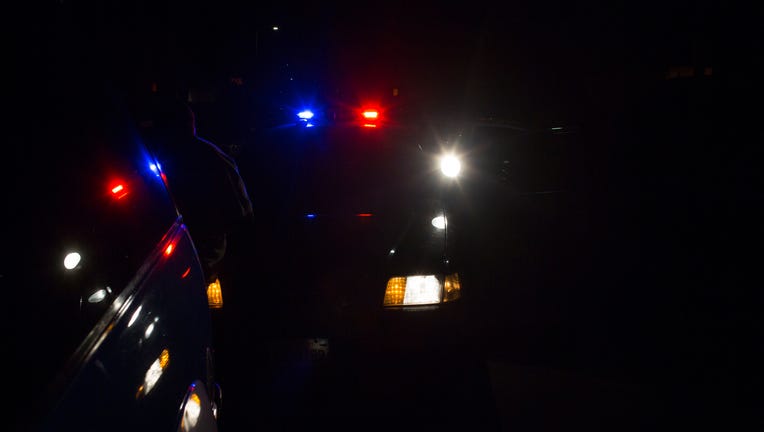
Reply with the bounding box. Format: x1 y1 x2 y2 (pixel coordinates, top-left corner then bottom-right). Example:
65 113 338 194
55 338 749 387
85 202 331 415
14 1 720 122
9 0 764 429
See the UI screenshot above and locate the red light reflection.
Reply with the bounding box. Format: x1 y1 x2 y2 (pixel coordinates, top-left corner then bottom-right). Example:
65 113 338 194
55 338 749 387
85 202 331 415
110 183 128 199
181 267 191 278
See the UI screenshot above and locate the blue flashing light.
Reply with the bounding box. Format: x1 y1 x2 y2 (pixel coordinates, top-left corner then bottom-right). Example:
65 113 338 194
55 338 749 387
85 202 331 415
306 213 316 219
149 163 158 173
306 123 314 128
297 110 314 120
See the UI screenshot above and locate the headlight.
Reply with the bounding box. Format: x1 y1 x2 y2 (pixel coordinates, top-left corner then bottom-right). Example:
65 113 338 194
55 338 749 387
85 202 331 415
440 154 461 178
383 273 462 307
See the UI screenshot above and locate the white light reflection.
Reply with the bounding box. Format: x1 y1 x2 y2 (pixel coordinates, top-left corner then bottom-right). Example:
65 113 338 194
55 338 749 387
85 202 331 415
136 349 170 398
128 306 142 328
143 323 154 339
64 252 81 270
181 393 202 430
144 322 155 339
143 360 163 394
112 297 124 311
431 215 447 230
87 289 108 303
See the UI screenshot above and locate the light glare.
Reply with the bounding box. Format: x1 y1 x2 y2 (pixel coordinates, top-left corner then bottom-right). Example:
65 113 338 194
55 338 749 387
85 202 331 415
440 155 461 178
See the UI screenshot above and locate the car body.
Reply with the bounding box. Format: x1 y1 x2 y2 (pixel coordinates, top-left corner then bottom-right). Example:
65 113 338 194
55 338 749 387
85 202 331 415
10 82 221 431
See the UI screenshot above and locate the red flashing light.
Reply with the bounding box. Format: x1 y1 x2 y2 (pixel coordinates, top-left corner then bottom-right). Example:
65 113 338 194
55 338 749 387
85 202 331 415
363 124 378 128
357 213 373 217
362 110 379 119
164 243 175 256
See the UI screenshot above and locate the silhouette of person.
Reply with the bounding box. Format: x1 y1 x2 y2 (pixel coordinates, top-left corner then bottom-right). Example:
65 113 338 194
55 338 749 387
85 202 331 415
135 94 253 284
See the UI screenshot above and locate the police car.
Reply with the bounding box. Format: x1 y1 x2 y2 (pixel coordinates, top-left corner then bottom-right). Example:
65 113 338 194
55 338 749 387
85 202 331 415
10 81 222 431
